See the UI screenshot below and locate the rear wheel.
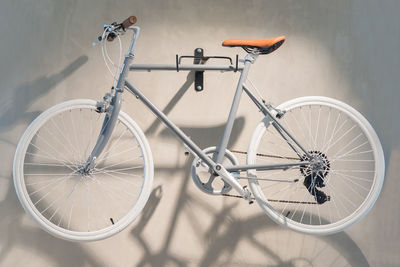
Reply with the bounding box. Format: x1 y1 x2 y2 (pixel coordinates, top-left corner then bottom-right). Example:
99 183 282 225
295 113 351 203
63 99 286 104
247 96 385 235
13 99 153 241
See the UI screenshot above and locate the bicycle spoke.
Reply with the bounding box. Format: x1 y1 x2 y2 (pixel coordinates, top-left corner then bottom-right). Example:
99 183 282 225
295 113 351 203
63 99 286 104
321 112 343 152
331 133 363 158
314 106 321 150
33 173 76 205
28 171 77 196
29 138 76 170
329 170 372 190
288 110 313 149
95 146 141 166
50 175 82 223
59 111 81 163
92 166 143 177
249 100 383 231
69 109 83 161
330 148 373 161
50 116 81 163
94 157 142 173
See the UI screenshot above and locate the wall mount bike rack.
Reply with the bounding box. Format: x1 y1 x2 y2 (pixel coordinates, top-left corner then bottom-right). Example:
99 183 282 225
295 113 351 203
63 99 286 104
129 50 242 92
175 48 239 92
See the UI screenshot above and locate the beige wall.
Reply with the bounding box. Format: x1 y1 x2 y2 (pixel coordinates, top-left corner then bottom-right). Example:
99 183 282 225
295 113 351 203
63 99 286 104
1 0 399 266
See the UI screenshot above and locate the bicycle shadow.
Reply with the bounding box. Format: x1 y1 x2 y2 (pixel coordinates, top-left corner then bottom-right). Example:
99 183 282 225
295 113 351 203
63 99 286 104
129 120 370 267
0 56 108 267
0 55 88 135
130 114 246 266
129 156 370 267
0 172 107 267
145 72 195 136
198 210 370 267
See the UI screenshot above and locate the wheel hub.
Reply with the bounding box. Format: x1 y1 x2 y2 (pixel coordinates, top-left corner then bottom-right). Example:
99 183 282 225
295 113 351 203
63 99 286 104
77 164 93 176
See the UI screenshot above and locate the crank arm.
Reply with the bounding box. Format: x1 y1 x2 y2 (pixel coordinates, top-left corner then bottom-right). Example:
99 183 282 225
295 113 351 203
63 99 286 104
214 164 252 203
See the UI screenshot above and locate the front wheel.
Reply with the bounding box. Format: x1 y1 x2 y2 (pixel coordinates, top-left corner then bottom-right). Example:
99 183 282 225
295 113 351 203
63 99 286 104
13 99 154 241
247 96 385 235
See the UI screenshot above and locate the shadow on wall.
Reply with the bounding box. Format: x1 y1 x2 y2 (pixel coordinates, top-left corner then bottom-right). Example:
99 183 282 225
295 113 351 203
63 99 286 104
0 47 372 266
0 55 88 135
145 71 195 136
129 159 370 267
125 66 370 266
0 56 107 267
129 100 369 266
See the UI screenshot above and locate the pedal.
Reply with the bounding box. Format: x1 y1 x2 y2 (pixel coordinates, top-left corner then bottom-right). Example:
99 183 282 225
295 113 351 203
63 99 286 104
95 105 103 113
243 185 254 204
183 137 192 156
276 110 285 119
183 146 190 156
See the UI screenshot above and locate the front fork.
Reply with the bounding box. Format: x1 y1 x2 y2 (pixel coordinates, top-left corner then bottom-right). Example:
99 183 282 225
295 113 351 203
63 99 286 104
83 54 133 173
83 92 123 173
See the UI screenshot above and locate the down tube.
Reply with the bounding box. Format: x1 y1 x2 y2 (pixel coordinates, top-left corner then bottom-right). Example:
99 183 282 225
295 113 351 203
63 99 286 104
124 80 216 169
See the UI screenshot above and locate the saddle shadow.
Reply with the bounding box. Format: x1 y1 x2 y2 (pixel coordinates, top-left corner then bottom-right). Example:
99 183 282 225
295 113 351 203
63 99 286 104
145 71 195 136
159 116 245 150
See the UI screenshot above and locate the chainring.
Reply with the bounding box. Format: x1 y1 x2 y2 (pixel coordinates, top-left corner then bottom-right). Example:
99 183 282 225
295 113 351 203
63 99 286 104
190 147 239 195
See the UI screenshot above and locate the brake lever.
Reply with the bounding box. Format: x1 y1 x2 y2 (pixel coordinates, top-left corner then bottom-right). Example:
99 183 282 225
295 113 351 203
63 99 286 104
92 23 123 46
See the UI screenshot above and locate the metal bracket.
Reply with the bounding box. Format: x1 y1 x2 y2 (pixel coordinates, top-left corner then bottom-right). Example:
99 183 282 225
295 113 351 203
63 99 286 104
194 48 204 92
174 49 239 92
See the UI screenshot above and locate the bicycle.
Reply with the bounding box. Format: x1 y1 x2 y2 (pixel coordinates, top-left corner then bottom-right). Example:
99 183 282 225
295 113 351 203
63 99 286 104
13 16 385 242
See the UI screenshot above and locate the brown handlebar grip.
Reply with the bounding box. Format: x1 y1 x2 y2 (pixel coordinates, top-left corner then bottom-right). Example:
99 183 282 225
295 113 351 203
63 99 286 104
122 16 137 29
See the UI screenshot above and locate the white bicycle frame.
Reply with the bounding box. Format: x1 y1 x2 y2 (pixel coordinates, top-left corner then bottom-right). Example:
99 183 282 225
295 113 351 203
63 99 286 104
86 26 315 201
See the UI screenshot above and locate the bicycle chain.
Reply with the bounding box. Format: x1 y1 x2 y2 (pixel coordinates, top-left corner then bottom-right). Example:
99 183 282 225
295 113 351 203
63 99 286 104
227 150 317 205
230 150 299 160
221 193 317 205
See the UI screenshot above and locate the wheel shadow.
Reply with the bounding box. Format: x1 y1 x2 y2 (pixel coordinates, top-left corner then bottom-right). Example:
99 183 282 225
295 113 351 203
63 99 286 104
198 210 370 267
126 69 369 265
129 157 370 267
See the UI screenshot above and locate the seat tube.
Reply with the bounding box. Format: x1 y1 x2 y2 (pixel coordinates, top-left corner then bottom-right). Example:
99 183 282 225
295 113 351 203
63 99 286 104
216 55 253 163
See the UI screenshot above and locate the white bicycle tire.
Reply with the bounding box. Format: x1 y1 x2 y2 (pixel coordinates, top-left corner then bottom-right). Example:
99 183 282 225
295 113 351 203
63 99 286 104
247 96 385 235
13 99 154 241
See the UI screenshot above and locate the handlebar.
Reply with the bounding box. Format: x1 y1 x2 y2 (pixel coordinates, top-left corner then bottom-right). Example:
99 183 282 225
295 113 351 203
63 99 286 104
93 16 137 44
121 16 137 29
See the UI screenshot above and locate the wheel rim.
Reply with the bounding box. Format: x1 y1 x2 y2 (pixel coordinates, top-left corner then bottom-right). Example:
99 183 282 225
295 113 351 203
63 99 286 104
248 97 384 234
14 100 152 240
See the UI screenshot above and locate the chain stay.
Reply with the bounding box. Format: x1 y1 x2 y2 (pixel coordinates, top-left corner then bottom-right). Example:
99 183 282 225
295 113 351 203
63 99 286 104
221 193 318 205
227 149 318 205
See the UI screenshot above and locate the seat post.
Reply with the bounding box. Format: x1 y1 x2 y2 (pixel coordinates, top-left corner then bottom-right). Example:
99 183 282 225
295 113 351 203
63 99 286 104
216 53 257 163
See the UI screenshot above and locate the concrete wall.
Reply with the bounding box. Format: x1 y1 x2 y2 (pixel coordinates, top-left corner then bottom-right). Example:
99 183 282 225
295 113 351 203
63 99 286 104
1 0 399 266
